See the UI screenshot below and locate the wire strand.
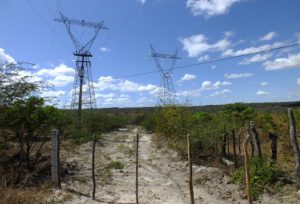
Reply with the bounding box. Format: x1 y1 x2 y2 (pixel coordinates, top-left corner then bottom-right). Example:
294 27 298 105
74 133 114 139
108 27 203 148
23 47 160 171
109 42 300 80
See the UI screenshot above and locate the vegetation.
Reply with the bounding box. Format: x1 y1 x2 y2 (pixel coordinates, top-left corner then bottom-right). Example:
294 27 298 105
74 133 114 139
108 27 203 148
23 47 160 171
232 156 289 200
1 62 300 201
107 161 125 170
138 103 300 199
0 62 127 189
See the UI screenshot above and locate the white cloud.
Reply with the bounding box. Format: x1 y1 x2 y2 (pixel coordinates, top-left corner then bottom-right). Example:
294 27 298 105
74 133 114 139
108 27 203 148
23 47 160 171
297 78 300 85
186 0 241 17
40 90 66 98
36 64 75 87
37 64 75 77
177 89 202 97
239 53 272 65
95 93 132 107
222 42 283 57
260 82 268 86
224 73 253 79
198 54 210 62
100 47 110 52
95 93 115 99
120 80 159 92
48 75 74 86
93 76 160 95
295 33 300 43
259 32 277 41
224 31 235 38
263 53 300 71
137 0 146 5
210 89 231 96
0 48 16 64
257 90 269 96
180 34 231 58
201 80 231 90
180 74 197 81
176 80 230 98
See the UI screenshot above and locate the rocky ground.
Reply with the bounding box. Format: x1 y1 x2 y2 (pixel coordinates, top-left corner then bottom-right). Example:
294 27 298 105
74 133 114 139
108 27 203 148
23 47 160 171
48 126 300 204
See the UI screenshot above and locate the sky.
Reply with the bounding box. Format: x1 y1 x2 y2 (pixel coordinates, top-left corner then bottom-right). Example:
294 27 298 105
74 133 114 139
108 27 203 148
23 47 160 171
1 0 300 108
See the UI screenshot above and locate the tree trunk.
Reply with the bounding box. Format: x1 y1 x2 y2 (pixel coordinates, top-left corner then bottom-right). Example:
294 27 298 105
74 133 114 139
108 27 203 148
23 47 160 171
26 139 31 170
250 121 262 158
232 129 238 168
238 128 242 164
222 133 227 157
227 132 230 157
92 133 96 200
268 133 278 165
249 136 255 157
187 133 194 204
243 134 253 204
17 131 24 166
288 108 300 184
246 123 255 157
136 133 139 204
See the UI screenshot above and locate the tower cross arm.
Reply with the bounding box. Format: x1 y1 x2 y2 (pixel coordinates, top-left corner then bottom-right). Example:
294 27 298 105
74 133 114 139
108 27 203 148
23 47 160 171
150 53 181 59
54 12 109 29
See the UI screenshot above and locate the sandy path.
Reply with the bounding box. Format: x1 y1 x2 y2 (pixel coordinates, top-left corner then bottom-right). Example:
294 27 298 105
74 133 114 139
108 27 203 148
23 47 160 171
48 126 253 203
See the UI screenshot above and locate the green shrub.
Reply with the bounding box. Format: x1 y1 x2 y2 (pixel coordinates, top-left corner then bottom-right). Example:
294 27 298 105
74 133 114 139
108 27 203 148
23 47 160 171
107 161 124 170
140 113 157 132
231 156 288 200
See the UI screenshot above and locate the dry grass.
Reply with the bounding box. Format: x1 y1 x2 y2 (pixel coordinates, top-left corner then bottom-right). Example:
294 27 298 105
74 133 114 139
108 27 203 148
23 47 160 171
0 184 51 204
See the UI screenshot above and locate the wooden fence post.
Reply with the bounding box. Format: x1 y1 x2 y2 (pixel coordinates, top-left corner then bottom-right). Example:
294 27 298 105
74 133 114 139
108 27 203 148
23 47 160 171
51 129 61 189
187 133 195 204
136 133 139 204
250 121 262 158
268 133 277 165
92 133 96 200
243 134 252 204
232 129 238 168
222 133 227 157
288 108 300 184
227 132 230 157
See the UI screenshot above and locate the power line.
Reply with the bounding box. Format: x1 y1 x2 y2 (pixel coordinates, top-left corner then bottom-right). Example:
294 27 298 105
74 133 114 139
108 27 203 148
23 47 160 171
24 0 71 51
109 42 300 80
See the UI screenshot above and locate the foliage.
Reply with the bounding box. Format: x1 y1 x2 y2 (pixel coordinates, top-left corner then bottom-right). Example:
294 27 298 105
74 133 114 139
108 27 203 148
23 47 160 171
140 113 158 132
107 161 124 170
0 96 67 169
190 112 224 160
231 156 288 200
223 102 255 129
0 63 39 107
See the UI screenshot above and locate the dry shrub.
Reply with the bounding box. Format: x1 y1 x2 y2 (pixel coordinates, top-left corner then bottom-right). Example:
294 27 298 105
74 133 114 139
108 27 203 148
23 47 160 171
0 185 51 204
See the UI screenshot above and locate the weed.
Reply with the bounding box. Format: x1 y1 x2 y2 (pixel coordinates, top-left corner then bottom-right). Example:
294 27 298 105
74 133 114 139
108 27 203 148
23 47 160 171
62 192 73 201
107 161 125 170
231 156 289 200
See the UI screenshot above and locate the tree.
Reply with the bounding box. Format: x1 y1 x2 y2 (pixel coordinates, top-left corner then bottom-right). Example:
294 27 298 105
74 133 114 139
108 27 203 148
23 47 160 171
0 63 38 107
223 103 255 166
1 96 65 170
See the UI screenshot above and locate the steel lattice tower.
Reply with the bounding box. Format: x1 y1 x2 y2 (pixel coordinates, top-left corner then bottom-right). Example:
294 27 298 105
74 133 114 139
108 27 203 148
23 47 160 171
150 44 180 105
55 12 108 130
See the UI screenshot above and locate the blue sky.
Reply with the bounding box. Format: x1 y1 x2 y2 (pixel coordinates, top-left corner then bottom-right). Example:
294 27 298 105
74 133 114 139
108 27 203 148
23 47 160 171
1 0 300 107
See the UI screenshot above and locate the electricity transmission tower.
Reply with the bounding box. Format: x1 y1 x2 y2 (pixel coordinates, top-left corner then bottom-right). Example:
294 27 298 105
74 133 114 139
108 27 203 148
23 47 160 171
150 44 180 106
54 12 108 130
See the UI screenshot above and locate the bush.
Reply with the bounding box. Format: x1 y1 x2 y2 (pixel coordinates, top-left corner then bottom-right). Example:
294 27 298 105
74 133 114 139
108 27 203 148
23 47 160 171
140 113 157 132
231 156 288 200
107 161 124 170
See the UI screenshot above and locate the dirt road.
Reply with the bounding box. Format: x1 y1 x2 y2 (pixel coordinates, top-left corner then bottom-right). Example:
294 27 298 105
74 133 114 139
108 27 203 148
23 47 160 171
48 126 292 203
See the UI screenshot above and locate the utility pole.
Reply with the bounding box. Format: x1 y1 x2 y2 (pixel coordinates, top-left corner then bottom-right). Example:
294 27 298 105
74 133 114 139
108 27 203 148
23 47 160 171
54 12 108 131
150 44 180 106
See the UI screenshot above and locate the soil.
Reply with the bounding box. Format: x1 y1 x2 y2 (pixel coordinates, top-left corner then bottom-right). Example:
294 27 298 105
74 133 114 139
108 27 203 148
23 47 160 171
48 126 300 204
